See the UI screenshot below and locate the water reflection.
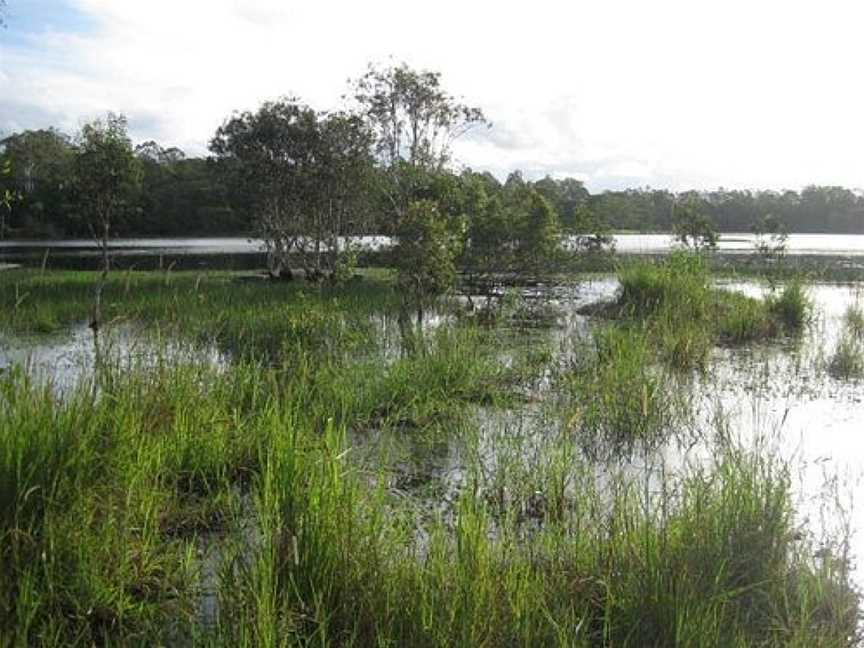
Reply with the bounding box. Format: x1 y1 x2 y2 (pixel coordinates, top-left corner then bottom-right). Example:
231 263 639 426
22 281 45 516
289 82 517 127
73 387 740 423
4 274 864 590
0 322 227 392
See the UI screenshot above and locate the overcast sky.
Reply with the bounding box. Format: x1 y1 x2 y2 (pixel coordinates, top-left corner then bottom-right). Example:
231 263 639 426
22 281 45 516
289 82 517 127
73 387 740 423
2 0 863 192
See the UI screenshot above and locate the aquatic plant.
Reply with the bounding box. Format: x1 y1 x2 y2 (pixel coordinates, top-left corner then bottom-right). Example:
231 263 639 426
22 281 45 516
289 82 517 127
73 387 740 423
843 301 864 339
0 267 858 646
828 335 864 379
767 279 812 332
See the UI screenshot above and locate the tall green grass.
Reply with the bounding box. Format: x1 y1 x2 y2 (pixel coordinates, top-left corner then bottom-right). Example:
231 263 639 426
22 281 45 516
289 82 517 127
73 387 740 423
564 326 684 452
217 413 859 647
767 279 813 332
829 301 864 379
0 268 858 646
615 253 811 369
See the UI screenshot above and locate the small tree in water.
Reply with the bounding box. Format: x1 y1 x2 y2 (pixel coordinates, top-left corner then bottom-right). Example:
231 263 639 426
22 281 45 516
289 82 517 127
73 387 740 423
752 213 788 261
73 113 140 338
211 100 374 282
752 213 789 289
514 189 561 274
394 199 461 344
672 198 718 252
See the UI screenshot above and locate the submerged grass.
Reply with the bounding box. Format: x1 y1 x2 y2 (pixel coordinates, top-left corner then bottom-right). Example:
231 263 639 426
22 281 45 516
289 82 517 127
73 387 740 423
563 326 685 452
0 270 397 361
218 409 859 647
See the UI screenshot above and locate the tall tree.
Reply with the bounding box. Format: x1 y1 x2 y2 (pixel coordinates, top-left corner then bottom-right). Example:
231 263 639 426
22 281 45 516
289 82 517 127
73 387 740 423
351 62 488 221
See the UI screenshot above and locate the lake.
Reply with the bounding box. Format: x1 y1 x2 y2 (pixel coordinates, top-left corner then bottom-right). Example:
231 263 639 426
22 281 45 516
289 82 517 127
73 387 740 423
4 233 864 270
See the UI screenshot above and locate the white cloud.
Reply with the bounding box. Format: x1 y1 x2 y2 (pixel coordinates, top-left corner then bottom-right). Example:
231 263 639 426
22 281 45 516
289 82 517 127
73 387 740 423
2 0 864 191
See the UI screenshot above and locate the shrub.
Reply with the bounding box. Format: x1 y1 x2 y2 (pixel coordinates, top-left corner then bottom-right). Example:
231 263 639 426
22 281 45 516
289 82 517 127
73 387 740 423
767 280 812 332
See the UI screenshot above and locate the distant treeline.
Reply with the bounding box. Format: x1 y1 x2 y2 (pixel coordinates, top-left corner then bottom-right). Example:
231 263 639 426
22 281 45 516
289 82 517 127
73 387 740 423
2 127 863 239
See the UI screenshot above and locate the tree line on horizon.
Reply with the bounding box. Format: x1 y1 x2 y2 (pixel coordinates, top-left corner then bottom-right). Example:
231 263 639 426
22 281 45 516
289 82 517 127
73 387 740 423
2 67 864 247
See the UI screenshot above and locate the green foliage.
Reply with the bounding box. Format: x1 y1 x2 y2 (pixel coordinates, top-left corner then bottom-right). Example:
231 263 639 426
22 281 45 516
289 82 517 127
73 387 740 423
714 290 776 344
532 174 591 229
618 251 711 315
588 185 864 234
210 100 374 281
394 199 461 316
0 269 858 645
515 189 561 271
463 184 564 276
615 252 802 368
767 280 812 332
829 334 864 379
0 131 73 238
829 301 864 379
571 203 615 252
753 213 789 262
672 198 718 251
5 112 864 241
351 61 487 172
0 159 17 239
566 326 679 451
843 301 864 338
73 113 141 244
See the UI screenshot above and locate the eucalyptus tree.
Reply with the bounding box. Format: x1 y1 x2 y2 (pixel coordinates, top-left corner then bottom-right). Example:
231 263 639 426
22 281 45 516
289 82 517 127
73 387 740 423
73 113 141 335
210 99 374 281
351 63 489 324
351 62 488 220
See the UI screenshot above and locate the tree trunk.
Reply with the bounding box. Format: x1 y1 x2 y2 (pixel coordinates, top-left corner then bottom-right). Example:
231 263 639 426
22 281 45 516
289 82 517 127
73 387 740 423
90 220 110 339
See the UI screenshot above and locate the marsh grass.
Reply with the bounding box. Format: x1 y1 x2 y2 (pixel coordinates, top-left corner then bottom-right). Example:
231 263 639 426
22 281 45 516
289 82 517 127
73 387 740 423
217 412 859 647
844 300 864 339
767 279 813 333
563 326 686 453
828 335 864 379
0 268 859 646
828 301 864 379
613 253 811 370
0 270 397 361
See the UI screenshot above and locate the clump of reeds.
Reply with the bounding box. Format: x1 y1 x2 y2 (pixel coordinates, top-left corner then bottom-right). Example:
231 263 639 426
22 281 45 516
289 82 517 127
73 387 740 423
828 301 864 380
615 254 811 370
767 279 813 332
563 326 685 451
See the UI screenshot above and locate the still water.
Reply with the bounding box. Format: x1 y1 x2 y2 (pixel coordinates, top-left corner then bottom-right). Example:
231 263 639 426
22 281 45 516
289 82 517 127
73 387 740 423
4 233 864 269
3 275 864 595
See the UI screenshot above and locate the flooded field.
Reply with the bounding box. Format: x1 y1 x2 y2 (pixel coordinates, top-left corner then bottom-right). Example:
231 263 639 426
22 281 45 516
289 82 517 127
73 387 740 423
1 265 862 644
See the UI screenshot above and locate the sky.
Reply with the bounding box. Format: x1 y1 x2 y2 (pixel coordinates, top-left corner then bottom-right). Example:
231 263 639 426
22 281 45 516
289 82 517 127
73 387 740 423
1 0 864 192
